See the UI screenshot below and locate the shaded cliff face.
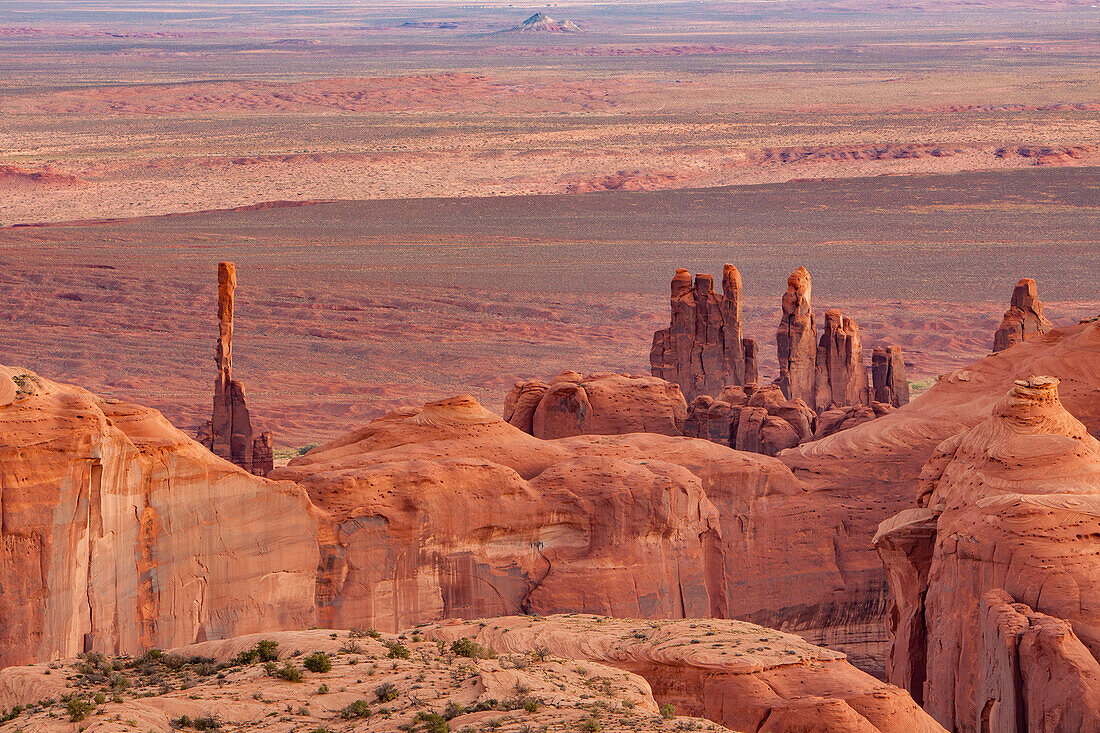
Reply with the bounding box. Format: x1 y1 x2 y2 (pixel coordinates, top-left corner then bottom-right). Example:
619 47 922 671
0 366 318 669
274 395 881 652
874 376 1100 732
779 319 1100 675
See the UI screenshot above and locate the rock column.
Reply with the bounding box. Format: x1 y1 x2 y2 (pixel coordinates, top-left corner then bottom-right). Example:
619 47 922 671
993 278 1053 352
775 266 816 405
872 345 910 407
814 309 869 412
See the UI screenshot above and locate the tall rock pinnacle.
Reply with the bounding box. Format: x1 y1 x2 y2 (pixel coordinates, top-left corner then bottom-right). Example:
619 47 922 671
776 266 816 404
814 309 869 411
993 278 1053 352
650 264 757 400
201 261 271 476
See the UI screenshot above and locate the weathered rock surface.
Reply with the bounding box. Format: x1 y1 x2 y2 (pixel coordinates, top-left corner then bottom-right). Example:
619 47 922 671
0 366 318 669
650 265 757 400
815 308 870 412
0 623 729 733
504 372 687 438
872 345 910 407
776 266 817 405
425 615 945 733
814 402 896 440
778 318 1100 676
874 376 1100 732
993 277 1053 352
198 261 271 476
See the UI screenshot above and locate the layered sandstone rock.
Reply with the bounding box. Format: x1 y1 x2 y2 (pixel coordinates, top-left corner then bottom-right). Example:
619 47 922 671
504 372 687 438
993 277 1053 352
814 308 869 412
685 384 817 456
872 345 910 407
0 366 317 669
874 376 1100 731
776 266 817 404
0 624 730 733
425 615 944 733
650 265 757 400
814 401 896 440
199 262 271 476
779 317 1100 676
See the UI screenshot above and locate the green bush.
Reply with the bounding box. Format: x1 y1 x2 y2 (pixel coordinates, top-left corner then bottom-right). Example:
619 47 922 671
415 711 450 733
66 698 92 722
234 639 280 665
449 638 494 659
340 699 372 719
303 652 332 673
385 641 411 659
374 682 399 702
274 662 303 682
660 702 676 719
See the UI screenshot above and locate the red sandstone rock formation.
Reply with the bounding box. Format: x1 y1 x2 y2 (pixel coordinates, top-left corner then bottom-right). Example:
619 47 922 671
993 277 1053 352
776 266 816 404
0 366 317 669
778 317 1100 676
425 615 945 733
200 262 271 476
650 265 757 400
814 401 896 440
814 308 869 412
685 384 817 456
874 376 1100 731
872 344 910 407
504 372 687 438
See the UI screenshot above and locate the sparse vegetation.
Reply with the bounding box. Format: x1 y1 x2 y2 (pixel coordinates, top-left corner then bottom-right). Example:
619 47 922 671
303 651 332 673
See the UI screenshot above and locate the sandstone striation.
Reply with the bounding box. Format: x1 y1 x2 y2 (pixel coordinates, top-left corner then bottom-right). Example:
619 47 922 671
504 372 687 438
872 344 910 407
874 376 1100 731
198 262 272 476
0 366 318 669
650 265 757 401
993 277 1053 352
775 266 817 405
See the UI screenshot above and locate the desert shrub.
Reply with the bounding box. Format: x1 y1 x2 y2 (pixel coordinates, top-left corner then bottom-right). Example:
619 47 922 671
316 683 329 694
273 662 303 682
384 641 411 659
171 714 221 730
449 638 494 659
374 682 399 702
340 699 372 719
660 702 676 719
579 715 601 732
415 711 450 733
66 698 92 722
93 692 106 705
303 651 332 673
340 640 362 654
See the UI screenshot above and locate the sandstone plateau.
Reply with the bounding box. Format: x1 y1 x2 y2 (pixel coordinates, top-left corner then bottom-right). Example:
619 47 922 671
0 616 938 733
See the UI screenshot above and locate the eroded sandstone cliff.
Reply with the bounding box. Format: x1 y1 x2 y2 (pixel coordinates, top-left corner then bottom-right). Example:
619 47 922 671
0 365 317 669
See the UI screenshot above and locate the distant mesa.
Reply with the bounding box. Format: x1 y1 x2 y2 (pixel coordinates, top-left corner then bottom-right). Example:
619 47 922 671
506 12 582 33
400 21 461 29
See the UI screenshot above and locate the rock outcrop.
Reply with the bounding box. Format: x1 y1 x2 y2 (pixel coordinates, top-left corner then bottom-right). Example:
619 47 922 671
425 615 945 733
504 372 687 438
872 344 910 407
0 366 318 669
684 384 818 456
198 262 271 476
874 376 1100 731
993 277 1053 352
814 308 869 411
778 317 1100 676
650 266 757 401
776 266 817 405
0 616 943 733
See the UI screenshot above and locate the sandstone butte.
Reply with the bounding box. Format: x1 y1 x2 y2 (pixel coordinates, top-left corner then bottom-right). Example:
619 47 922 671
874 375 1100 733
0 616 942 733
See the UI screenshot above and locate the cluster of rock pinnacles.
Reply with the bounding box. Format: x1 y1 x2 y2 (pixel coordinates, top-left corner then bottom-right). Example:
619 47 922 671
195 262 273 476
648 264 912 455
